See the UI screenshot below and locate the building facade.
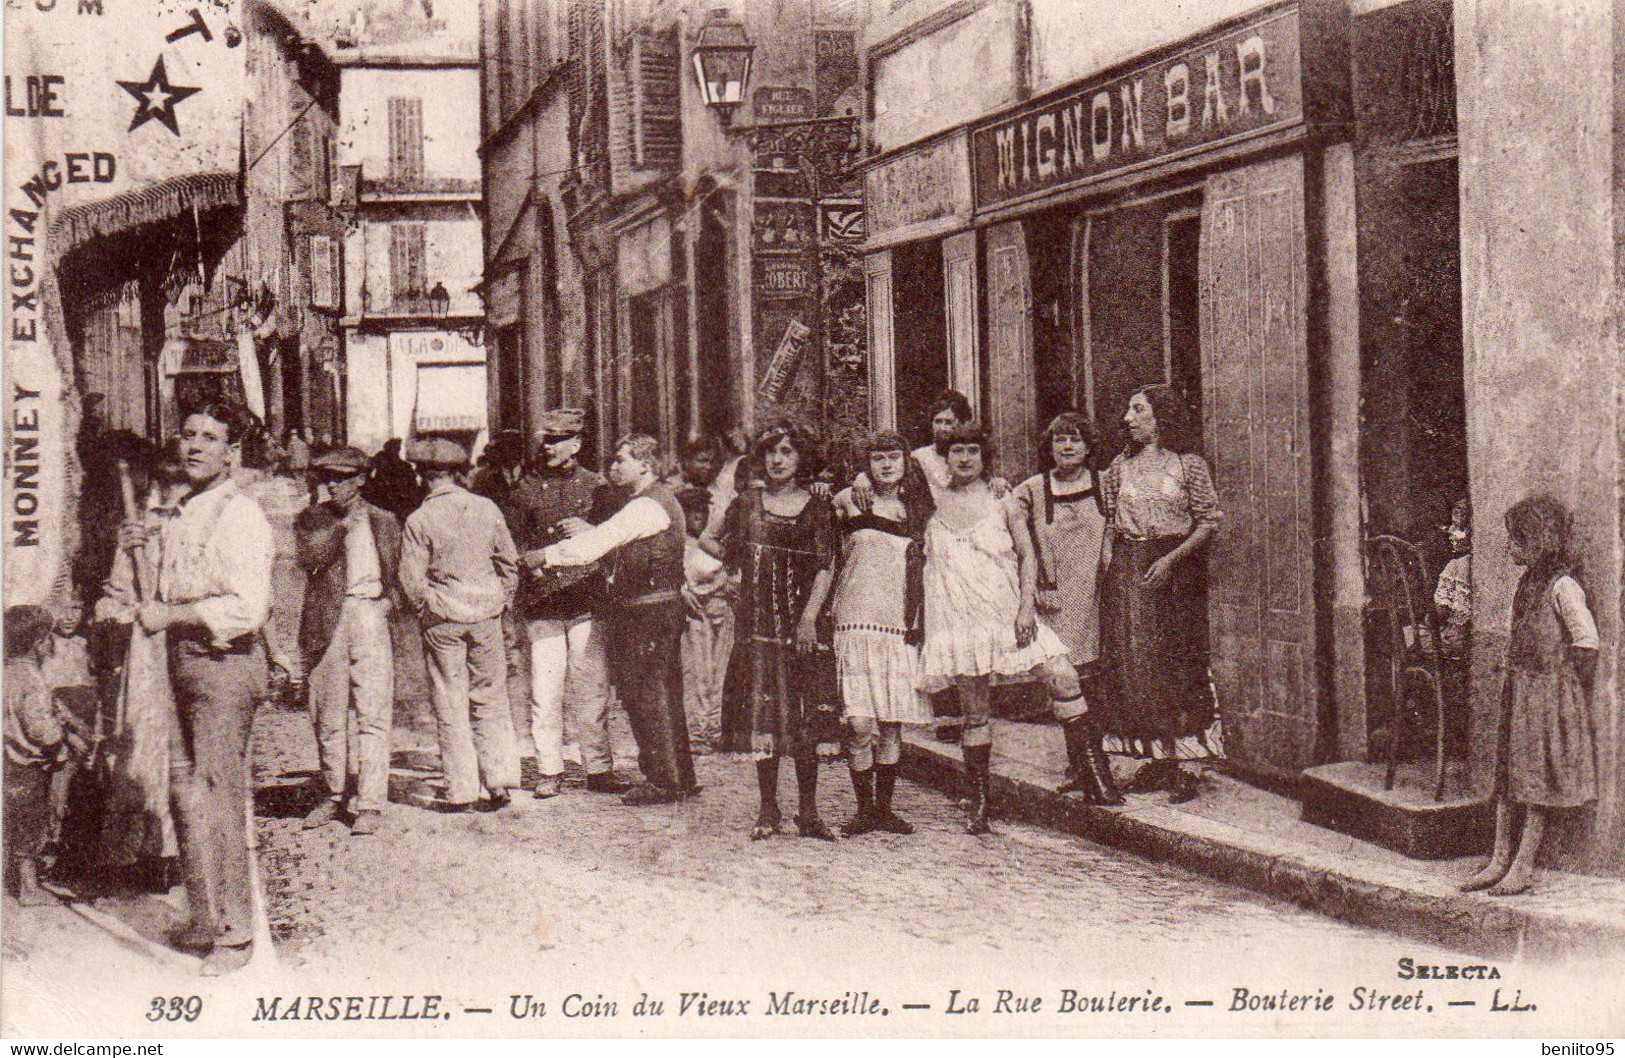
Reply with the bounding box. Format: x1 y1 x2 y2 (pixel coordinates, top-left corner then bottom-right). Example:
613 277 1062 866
336 27 487 456
482 0 870 470
861 0 1622 876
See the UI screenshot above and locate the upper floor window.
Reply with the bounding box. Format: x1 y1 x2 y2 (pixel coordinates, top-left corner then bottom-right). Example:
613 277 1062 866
388 97 425 182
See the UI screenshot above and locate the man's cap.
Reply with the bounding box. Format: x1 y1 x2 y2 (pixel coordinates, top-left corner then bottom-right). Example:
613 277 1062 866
536 408 587 437
406 437 469 468
309 445 370 477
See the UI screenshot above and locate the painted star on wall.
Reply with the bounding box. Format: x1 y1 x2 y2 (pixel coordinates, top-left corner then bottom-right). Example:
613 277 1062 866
117 56 202 136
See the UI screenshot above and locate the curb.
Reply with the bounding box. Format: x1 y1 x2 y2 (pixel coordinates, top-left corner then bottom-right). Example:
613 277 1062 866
900 739 1625 961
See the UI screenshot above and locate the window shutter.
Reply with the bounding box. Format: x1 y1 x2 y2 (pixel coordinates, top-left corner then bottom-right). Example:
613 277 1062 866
633 28 679 170
387 97 425 183
310 235 339 311
390 222 428 306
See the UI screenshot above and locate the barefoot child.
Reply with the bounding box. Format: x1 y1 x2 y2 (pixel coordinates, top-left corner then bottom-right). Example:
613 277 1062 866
1461 495 1599 896
6 605 85 905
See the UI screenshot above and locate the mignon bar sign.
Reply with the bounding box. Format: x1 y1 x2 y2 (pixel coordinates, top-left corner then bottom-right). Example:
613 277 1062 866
972 5 1304 209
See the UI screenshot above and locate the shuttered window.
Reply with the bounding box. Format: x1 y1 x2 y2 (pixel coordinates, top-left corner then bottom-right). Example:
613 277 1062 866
310 235 340 310
632 28 679 170
390 222 428 306
387 97 425 182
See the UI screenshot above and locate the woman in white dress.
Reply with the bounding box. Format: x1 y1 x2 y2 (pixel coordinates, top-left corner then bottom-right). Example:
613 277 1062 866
829 431 934 837
920 424 1122 834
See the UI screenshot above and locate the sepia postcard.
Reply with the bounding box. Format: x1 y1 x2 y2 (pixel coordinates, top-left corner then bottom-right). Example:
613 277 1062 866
3 0 1623 1040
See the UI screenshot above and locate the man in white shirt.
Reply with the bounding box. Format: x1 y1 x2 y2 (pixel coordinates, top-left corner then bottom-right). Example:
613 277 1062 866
525 434 698 805
129 401 273 976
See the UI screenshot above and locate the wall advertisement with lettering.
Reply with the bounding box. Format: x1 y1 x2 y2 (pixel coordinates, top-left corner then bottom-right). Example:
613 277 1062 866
3 0 245 606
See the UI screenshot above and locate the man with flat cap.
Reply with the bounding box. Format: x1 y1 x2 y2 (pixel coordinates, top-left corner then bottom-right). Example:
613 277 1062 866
400 437 522 810
295 446 404 836
524 432 698 806
503 409 628 798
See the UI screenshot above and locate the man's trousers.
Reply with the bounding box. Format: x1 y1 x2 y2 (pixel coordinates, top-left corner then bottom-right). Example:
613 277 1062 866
422 617 520 804
308 597 394 812
602 602 697 795
525 614 613 777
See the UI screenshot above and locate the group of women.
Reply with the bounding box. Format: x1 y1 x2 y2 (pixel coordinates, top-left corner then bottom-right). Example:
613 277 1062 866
701 383 1225 838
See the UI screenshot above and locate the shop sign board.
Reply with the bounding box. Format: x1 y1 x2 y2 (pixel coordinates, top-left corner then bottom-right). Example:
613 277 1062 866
755 86 814 123
756 257 811 299
971 5 1304 209
865 130 972 241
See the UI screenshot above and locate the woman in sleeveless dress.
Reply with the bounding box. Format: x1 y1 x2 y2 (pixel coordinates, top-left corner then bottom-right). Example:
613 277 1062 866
1010 411 1120 798
919 424 1122 834
702 423 838 840
829 431 934 837
1098 385 1224 803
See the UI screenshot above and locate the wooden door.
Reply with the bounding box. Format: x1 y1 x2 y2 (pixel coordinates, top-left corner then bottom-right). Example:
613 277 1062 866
1200 154 1319 777
985 221 1038 483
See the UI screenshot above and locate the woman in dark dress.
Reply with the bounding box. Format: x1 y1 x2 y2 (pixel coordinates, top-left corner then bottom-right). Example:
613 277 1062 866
702 424 837 840
1098 384 1224 803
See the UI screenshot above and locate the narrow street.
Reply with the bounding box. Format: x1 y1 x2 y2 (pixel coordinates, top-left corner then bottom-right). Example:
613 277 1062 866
249 697 1463 987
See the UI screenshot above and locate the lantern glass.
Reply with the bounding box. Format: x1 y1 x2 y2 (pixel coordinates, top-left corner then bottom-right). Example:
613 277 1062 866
427 281 451 318
692 48 751 106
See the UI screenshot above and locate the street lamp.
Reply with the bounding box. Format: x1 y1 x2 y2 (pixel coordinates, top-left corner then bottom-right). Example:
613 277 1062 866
427 280 450 319
691 8 753 124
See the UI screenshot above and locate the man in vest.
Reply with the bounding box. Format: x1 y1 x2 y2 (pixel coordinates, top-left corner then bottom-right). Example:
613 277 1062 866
504 409 628 798
523 433 698 805
296 446 404 836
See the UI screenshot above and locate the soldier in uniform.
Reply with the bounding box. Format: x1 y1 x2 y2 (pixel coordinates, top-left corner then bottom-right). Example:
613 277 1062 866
503 410 628 798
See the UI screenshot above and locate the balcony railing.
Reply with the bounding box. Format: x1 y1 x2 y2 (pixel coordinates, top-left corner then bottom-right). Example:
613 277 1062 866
361 175 480 198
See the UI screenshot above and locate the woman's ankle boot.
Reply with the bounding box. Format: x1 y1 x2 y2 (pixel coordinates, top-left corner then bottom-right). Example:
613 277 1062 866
873 764 914 834
842 767 879 837
794 752 836 840
751 758 782 840
1058 717 1125 804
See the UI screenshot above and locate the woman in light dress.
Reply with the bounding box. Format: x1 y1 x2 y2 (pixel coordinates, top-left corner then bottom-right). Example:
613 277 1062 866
918 424 1121 835
828 431 934 837
1009 412 1121 800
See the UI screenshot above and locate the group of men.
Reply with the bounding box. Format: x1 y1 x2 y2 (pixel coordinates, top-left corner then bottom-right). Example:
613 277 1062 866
297 408 702 853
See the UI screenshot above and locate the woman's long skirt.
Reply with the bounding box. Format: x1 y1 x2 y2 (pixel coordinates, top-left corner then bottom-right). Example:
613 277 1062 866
1097 536 1223 761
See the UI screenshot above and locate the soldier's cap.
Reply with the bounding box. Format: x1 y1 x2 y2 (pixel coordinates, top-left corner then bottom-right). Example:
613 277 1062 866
535 408 587 439
406 437 470 469
309 446 370 478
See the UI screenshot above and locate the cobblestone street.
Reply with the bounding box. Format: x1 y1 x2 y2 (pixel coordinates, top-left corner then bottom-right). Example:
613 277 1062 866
250 697 1461 983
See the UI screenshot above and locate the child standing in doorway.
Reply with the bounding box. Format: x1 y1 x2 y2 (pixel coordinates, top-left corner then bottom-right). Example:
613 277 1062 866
1461 495 1599 896
1434 498 1473 761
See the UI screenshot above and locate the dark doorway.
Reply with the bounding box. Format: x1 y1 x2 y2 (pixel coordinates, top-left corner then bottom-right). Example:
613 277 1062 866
889 238 947 446
628 290 665 440
1165 211 1203 430
695 206 732 442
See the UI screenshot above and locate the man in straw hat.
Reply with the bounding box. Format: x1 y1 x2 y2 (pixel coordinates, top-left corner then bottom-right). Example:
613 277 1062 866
295 447 404 837
503 409 629 799
524 433 698 805
400 438 522 811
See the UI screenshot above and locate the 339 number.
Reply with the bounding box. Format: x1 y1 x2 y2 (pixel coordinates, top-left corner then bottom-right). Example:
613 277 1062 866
147 996 202 1022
